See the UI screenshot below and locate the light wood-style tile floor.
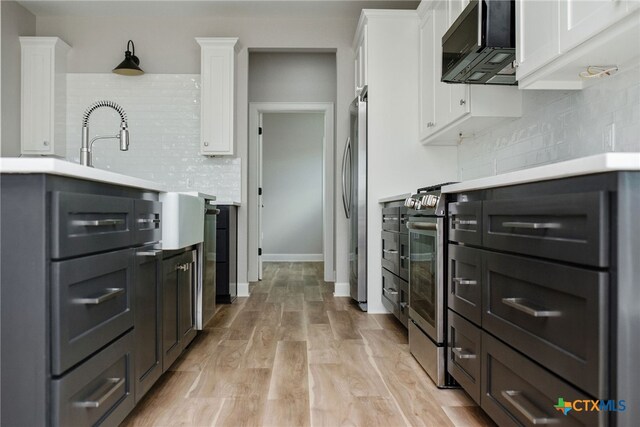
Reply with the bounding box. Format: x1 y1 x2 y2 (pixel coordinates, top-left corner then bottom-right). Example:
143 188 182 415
122 262 495 427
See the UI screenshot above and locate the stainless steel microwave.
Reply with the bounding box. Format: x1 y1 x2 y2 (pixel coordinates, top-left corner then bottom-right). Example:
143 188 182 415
441 0 516 85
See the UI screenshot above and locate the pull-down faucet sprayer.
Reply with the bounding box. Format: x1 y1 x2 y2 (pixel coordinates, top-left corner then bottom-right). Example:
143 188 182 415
80 100 129 167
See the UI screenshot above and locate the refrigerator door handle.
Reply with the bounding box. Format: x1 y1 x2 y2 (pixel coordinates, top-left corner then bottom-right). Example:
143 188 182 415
342 137 351 218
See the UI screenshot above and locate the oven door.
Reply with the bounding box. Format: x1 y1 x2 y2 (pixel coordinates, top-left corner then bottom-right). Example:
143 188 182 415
407 217 444 344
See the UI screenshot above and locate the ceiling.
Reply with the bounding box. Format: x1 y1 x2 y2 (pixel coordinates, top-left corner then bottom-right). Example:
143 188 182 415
18 0 420 19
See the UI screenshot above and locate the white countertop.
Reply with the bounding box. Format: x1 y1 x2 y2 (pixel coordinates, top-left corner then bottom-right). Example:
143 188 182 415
180 191 217 200
442 153 640 193
0 158 167 192
209 201 241 207
378 193 412 204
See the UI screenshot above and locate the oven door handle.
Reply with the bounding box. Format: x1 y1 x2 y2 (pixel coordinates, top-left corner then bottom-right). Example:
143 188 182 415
406 222 437 231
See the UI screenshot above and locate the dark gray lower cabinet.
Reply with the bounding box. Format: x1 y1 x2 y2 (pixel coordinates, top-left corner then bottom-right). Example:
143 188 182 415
162 250 197 372
216 205 237 304
134 245 163 402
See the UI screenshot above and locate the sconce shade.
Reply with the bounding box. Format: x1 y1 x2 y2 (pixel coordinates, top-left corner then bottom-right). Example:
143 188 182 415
113 40 143 76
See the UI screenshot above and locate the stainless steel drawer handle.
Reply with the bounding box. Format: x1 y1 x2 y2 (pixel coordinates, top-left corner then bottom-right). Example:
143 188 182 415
383 217 399 221
383 287 398 296
73 377 125 408
406 222 437 231
73 288 125 305
502 221 561 230
137 218 160 224
176 263 190 271
500 390 558 425
502 298 562 318
383 249 398 255
453 277 477 285
137 250 162 257
452 219 477 226
72 219 124 227
399 302 408 309
452 347 476 359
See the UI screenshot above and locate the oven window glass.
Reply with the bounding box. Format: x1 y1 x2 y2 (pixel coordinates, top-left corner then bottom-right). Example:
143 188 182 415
409 227 437 331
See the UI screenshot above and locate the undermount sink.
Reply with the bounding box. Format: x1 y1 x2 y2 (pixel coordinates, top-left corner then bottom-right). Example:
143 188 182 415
159 192 204 250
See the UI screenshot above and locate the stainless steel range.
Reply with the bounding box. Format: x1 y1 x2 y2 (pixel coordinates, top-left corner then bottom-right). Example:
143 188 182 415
404 183 457 388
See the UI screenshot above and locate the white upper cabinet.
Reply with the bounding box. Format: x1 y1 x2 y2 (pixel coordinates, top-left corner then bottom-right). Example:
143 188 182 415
418 1 521 145
20 37 70 157
354 26 368 95
419 8 436 140
196 37 238 156
517 0 640 90
515 0 561 81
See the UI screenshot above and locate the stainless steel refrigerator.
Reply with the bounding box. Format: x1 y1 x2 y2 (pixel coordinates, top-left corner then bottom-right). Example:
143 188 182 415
342 87 368 311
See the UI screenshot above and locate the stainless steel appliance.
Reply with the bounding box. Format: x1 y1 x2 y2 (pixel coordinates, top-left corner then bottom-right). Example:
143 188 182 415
342 87 368 311
441 0 516 85
197 198 219 329
405 183 457 387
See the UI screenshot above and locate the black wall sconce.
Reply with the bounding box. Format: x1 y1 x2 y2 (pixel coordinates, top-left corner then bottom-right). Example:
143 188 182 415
113 40 144 76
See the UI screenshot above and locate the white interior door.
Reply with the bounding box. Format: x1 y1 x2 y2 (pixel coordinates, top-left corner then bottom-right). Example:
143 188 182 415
258 113 264 280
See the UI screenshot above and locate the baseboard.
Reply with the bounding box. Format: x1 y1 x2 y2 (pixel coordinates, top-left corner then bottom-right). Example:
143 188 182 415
333 282 350 297
237 282 250 297
262 254 323 262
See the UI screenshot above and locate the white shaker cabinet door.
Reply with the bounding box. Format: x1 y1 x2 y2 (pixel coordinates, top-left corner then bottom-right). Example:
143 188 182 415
515 0 561 82
419 8 436 141
559 0 634 52
196 37 238 156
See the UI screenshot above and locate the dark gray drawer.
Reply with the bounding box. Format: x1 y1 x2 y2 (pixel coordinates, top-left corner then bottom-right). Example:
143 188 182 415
134 199 161 245
51 191 134 259
448 201 482 245
51 249 134 375
483 251 607 397
381 230 399 275
381 268 408 327
382 206 401 233
52 331 135 427
483 191 608 267
398 233 409 281
448 244 482 325
448 310 481 405
481 332 599 427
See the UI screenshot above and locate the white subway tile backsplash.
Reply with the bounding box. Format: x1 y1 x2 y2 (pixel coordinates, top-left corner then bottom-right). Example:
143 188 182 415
65 73 240 201
459 66 640 181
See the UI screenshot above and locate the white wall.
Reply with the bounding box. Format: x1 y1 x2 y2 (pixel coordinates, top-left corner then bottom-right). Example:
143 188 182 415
65 74 241 201
458 65 640 180
36 13 356 288
262 112 324 260
1 1 35 156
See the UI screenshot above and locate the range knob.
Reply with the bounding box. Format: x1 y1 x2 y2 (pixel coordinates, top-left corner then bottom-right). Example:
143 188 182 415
427 195 440 208
404 197 417 208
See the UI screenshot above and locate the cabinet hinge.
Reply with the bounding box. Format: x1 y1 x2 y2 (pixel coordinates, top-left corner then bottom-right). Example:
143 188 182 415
258 127 263 135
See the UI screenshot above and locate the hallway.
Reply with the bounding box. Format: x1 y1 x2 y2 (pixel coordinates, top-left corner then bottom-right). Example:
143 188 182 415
122 262 494 426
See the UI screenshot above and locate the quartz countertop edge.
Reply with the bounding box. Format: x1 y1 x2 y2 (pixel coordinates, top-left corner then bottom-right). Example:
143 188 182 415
180 191 217 200
209 201 241 206
442 153 640 193
378 193 412 203
0 158 167 192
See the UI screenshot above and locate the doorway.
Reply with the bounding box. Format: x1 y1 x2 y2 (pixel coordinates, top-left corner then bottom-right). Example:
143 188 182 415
249 103 335 282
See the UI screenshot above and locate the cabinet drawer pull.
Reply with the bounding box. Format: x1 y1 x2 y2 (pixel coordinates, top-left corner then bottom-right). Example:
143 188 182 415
137 250 162 257
383 287 398 296
500 390 558 425
400 302 408 309
73 288 125 305
73 377 125 408
383 249 398 255
176 263 190 271
452 219 477 226
502 298 562 318
72 219 124 227
452 347 476 359
383 216 399 221
400 255 409 261
137 218 160 224
407 222 437 231
502 221 561 230
453 277 477 285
